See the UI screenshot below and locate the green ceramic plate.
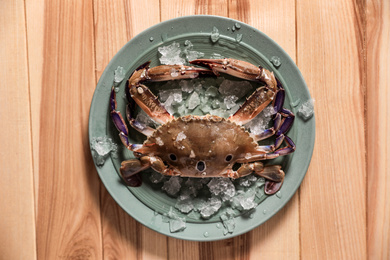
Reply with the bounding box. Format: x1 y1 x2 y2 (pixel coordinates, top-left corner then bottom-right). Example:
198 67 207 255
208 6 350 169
89 15 315 241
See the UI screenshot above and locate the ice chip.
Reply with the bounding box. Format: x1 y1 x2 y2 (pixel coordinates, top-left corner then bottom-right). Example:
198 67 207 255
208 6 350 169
187 91 200 110
200 104 212 114
205 86 219 97
210 26 220 43
238 174 258 187
158 42 185 65
136 110 157 127
298 98 315 120
224 95 239 109
200 197 222 219
149 171 166 183
175 198 194 213
114 66 126 83
162 176 182 196
219 79 252 99
165 207 186 232
186 50 204 61
207 178 236 201
91 136 117 166
179 80 194 93
220 208 236 235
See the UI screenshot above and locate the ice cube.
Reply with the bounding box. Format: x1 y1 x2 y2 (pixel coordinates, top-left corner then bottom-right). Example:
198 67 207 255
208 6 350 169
186 50 204 61
159 89 182 103
219 79 253 99
245 107 275 135
238 174 258 187
149 171 166 183
175 198 194 213
224 95 239 109
205 86 219 97
298 98 315 120
158 42 185 65
209 108 230 118
162 176 182 196
207 178 236 201
210 26 220 43
200 104 212 114
240 189 257 210
231 189 257 210
114 66 126 83
165 207 186 232
136 110 157 127
91 136 118 166
193 82 203 93
186 91 200 110
220 208 236 235
179 80 194 93
200 197 222 219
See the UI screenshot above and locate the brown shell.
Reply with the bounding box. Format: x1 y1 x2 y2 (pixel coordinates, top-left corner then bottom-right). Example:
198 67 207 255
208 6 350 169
142 115 259 177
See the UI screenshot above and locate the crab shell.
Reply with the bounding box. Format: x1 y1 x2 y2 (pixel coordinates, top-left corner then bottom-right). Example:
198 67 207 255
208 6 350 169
138 114 259 178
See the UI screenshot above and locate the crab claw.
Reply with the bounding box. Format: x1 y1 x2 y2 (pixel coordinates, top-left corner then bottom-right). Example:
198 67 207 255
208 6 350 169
264 180 283 195
190 58 276 89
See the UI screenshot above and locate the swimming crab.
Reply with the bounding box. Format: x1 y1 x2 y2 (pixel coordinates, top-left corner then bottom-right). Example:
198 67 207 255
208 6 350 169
110 58 295 195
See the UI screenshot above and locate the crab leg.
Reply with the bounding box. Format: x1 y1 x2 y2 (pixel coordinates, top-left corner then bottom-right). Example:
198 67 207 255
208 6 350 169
223 162 285 195
125 86 155 137
128 61 214 124
190 58 278 125
110 87 144 152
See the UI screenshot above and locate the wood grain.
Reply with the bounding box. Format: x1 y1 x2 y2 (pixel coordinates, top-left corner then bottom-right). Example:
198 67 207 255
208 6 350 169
93 1 165 259
367 0 390 259
235 1 300 259
0 1 37 259
34 1 102 259
3 0 390 259
297 0 367 259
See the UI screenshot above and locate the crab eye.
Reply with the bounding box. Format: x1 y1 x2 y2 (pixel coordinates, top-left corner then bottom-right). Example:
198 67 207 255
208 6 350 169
225 154 233 162
169 153 177 161
196 161 206 172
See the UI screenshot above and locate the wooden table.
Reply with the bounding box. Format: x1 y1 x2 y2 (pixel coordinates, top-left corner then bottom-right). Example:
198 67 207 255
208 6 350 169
1 0 389 259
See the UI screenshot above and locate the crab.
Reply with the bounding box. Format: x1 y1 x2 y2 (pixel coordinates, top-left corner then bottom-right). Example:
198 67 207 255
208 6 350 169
110 58 295 195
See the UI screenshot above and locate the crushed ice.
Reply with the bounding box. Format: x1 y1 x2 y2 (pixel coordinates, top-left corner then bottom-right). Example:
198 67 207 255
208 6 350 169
114 66 126 84
91 136 117 166
298 98 315 120
158 41 204 65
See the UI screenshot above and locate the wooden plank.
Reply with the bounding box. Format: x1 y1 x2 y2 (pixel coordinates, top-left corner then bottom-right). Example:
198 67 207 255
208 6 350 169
34 1 102 259
230 1 300 259
25 0 45 216
367 0 390 259
297 0 367 259
0 1 37 259
93 0 166 259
